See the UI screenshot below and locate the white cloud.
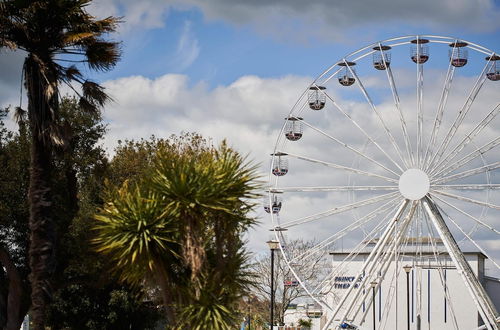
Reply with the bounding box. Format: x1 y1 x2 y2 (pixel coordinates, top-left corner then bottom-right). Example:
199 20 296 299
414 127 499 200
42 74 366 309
87 0 500 41
89 0 172 31
100 57 499 257
170 20 200 71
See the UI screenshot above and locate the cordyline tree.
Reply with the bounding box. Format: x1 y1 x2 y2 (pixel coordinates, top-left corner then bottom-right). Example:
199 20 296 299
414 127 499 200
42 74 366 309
93 134 261 329
0 1 120 328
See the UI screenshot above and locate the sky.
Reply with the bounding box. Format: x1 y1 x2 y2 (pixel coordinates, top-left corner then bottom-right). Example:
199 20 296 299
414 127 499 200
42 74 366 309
1 0 500 275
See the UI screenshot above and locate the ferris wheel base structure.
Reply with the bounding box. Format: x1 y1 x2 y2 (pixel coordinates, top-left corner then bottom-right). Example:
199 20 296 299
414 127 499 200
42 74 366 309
324 245 500 330
321 198 500 330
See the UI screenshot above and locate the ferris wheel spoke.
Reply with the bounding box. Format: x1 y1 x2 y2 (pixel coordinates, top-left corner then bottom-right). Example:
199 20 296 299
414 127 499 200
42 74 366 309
422 61 456 168
315 200 398 289
425 56 492 172
278 191 400 229
431 161 500 185
324 200 413 328
337 202 417 326
383 49 415 167
421 211 461 330
436 203 500 272
270 185 398 193
285 152 399 183
416 48 425 168
432 184 500 190
291 198 400 265
320 90 405 172
354 227 413 325
430 189 500 211
344 60 410 169
430 103 500 177
432 136 500 179
432 195 500 236
300 118 400 177
313 216 389 295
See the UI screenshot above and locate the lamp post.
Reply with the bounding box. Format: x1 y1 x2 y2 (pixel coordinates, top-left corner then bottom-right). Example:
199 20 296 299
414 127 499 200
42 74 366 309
403 265 412 330
267 240 280 330
370 281 377 330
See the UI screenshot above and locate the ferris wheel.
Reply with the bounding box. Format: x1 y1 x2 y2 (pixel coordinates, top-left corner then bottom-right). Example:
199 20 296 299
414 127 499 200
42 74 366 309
266 35 500 330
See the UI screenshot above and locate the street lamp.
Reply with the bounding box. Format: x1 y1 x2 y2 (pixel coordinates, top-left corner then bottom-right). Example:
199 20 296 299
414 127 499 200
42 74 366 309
403 265 412 330
267 240 280 330
370 281 377 330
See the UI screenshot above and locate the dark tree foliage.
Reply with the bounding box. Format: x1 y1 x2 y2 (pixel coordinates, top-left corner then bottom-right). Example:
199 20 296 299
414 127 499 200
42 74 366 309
0 99 163 330
0 107 31 330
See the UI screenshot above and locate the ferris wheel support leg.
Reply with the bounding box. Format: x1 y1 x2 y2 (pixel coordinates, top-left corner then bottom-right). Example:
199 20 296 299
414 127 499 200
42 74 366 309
353 202 417 324
422 197 500 330
321 200 410 330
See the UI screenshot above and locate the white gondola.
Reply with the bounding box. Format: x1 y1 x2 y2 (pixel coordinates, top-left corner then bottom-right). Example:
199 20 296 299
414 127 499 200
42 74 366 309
411 38 429 63
338 61 356 86
284 279 299 287
284 117 303 141
308 86 326 110
449 41 468 67
372 45 391 70
486 55 500 81
271 152 288 176
264 194 282 214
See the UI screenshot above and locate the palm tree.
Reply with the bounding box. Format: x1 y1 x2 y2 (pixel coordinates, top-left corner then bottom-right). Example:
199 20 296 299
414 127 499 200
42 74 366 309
0 1 120 328
94 135 260 328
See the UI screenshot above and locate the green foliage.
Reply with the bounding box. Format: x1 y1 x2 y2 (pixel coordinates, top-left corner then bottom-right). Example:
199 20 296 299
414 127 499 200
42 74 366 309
0 107 30 265
0 99 163 329
94 134 261 329
0 108 32 328
94 183 179 285
298 318 313 328
107 137 162 187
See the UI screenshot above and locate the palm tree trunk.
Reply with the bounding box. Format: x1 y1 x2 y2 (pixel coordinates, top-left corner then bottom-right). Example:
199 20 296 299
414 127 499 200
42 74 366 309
154 262 176 324
25 55 56 330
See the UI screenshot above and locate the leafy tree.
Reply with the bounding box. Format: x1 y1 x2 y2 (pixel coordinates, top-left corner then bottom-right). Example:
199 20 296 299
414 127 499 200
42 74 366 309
1 99 161 330
94 134 261 329
44 98 163 330
0 107 32 330
0 1 120 328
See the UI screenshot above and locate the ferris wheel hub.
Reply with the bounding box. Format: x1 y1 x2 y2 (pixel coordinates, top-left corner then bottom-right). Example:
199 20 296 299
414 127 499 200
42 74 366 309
398 168 430 200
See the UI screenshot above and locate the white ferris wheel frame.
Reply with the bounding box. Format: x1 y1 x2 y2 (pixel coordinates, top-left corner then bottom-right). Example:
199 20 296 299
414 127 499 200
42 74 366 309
267 35 500 330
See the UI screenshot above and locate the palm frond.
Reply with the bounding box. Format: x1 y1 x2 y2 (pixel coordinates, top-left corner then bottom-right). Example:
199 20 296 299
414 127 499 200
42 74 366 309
93 181 179 286
81 80 110 109
13 106 27 124
84 40 120 71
